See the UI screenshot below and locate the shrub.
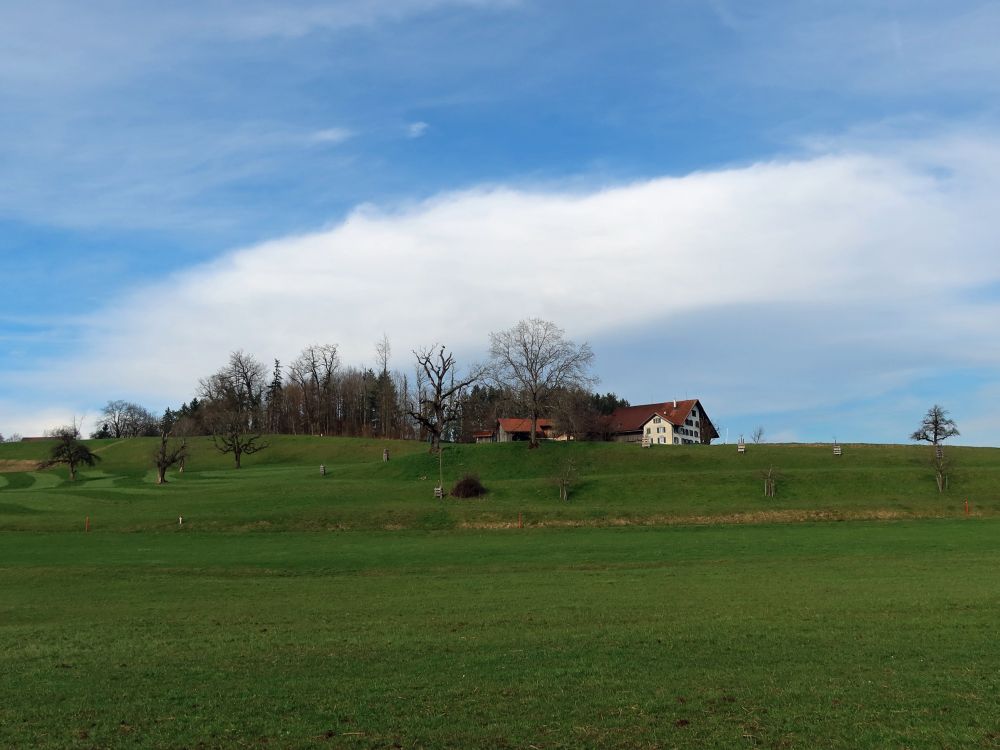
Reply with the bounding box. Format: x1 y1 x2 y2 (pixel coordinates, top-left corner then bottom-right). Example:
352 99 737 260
451 473 487 499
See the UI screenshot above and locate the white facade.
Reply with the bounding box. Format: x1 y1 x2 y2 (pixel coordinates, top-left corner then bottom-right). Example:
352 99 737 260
642 405 703 445
642 415 674 445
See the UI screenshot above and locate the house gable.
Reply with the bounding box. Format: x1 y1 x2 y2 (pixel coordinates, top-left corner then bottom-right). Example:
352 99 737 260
610 399 718 444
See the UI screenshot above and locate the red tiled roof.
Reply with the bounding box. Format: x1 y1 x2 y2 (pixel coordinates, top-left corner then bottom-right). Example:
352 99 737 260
497 418 554 434
607 400 699 433
472 431 494 438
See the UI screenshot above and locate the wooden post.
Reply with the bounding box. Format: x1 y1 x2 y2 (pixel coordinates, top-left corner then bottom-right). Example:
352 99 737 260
518 512 523 529
85 516 90 532
320 464 326 476
383 448 389 462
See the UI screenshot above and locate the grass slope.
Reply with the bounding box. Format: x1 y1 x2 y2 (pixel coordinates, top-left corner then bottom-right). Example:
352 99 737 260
0 437 996 532
3 437 999 747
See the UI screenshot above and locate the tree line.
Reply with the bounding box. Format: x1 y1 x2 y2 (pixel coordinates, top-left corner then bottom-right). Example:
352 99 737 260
86 319 630 459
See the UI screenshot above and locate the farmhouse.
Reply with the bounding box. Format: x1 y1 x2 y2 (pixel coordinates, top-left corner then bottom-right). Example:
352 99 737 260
475 418 557 443
475 400 717 445
606 399 718 445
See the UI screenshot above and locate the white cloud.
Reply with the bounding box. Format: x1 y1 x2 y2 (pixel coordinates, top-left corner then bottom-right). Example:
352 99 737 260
226 0 522 40
309 127 354 144
6 132 1000 439
406 121 429 139
716 3 1000 96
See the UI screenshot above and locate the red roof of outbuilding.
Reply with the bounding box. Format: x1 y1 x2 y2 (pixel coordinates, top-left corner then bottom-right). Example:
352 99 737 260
497 418 554 434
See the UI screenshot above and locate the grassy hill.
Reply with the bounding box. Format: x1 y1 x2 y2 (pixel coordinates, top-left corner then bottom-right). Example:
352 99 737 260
1 436 996 531
4 436 1000 747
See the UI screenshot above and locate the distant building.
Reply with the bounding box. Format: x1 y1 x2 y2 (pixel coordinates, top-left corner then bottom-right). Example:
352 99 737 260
473 400 717 446
606 399 718 445
474 418 558 443
496 418 556 443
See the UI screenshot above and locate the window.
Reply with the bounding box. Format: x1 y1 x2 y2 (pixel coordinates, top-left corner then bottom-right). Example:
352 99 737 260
645 427 651 435
658 437 666 444
653 417 661 424
674 437 680 444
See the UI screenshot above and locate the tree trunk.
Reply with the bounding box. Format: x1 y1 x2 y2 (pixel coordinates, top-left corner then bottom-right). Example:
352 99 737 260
68 462 77 481
156 466 167 484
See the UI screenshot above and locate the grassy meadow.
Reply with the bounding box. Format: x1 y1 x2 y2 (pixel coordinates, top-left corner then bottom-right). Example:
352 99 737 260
2 437 999 748
1 436 998 531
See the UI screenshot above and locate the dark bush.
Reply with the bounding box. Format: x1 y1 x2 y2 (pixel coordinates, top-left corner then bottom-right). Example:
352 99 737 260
451 473 487 499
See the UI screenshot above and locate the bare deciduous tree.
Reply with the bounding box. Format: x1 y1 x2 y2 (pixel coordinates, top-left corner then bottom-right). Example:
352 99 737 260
96 400 159 438
38 425 100 481
288 344 339 435
205 409 269 469
152 431 188 484
488 318 595 448
407 344 482 454
932 452 950 493
554 457 578 502
200 351 270 468
761 466 779 497
910 405 960 446
751 426 765 444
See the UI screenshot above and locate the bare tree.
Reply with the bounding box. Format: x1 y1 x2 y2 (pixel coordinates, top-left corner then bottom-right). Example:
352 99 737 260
200 351 270 469
204 409 269 469
488 318 595 448
932 452 950 493
761 466 779 497
375 334 391 375
554 457 578 501
374 334 396 437
407 345 482 454
38 425 100 481
98 400 131 438
171 416 198 473
152 431 188 484
288 344 339 435
910 405 960 446
751 426 765 444
97 400 159 438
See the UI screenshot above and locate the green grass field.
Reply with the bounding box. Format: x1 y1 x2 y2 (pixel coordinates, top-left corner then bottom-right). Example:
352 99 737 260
2 438 999 748
1 436 997 531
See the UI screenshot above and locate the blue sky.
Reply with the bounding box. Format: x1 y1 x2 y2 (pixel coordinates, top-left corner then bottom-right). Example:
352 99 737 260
3 0 1000 443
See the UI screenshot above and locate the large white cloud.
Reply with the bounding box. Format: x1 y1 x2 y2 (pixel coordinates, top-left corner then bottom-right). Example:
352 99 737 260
7 133 1000 441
